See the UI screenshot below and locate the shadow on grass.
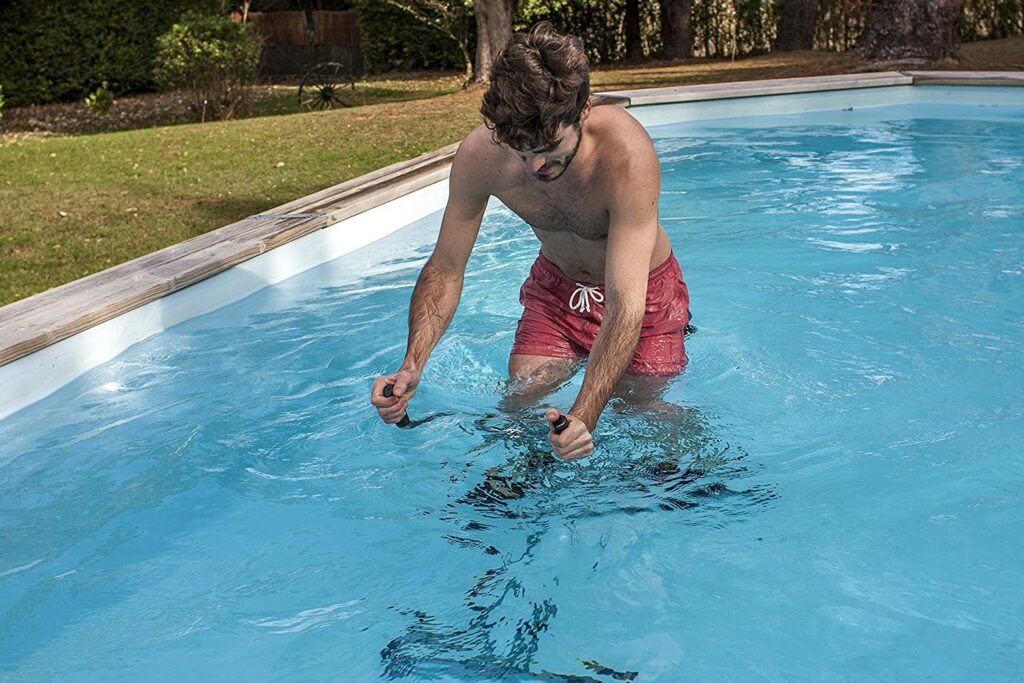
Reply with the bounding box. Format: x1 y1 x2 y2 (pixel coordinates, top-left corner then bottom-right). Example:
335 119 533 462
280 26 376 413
190 195 280 232
251 86 461 118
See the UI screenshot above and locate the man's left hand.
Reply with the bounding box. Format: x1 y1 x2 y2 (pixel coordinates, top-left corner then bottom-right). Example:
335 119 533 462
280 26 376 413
546 407 593 459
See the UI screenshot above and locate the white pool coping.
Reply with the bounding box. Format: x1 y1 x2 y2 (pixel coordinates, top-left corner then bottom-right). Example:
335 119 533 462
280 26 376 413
628 83 1024 130
1 71 1022 421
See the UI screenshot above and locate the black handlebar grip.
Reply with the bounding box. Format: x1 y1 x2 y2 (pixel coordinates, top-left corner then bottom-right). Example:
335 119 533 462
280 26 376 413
383 383 412 428
552 414 569 435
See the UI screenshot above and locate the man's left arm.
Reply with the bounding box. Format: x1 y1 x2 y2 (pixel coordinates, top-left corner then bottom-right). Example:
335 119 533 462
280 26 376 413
550 130 661 458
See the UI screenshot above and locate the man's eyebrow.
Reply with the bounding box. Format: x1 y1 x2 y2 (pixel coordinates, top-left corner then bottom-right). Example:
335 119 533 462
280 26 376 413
531 138 563 153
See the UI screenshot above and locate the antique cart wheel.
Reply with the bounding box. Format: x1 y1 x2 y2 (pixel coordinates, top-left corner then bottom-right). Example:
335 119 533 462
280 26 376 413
297 62 356 111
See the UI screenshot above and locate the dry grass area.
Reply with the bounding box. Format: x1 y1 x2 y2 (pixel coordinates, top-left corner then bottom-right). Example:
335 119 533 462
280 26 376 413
592 49 865 91
0 37 1021 306
958 33 1024 69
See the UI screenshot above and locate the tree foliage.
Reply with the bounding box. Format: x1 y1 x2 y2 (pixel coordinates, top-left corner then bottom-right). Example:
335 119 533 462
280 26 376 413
380 0 474 78
513 0 781 62
353 0 1020 76
514 0 661 64
353 0 471 72
0 0 219 107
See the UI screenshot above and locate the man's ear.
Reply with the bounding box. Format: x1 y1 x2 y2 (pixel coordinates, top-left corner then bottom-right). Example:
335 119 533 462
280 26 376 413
580 98 593 122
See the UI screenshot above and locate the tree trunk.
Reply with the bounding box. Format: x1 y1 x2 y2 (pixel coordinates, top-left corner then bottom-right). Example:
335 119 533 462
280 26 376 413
660 0 694 59
774 0 818 51
624 0 644 62
459 42 473 83
855 0 963 62
473 0 514 83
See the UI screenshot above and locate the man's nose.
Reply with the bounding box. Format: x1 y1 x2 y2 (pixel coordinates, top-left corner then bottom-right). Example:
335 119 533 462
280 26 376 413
527 155 546 172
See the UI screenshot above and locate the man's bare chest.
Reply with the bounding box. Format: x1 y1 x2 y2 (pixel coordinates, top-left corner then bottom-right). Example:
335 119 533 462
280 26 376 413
498 179 609 241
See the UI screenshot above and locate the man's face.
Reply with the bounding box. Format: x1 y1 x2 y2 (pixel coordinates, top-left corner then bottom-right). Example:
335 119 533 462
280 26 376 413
513 122 583 182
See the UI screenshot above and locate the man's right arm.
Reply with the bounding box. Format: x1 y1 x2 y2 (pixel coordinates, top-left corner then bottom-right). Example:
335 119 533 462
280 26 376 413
400 137 491 375
372 137 492 422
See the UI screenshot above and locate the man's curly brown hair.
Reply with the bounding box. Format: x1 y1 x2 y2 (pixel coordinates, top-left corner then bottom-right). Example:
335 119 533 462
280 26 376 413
480 22 590 152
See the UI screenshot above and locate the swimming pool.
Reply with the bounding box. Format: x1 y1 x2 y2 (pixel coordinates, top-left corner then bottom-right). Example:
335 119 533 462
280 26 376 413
1 86 1023 680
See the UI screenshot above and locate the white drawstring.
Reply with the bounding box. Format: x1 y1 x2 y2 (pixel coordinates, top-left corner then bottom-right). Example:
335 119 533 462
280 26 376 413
569 283 604 313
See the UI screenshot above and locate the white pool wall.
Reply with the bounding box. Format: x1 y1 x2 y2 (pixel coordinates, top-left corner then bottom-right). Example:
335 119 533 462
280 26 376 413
0 181 449 421
627 85 1023 130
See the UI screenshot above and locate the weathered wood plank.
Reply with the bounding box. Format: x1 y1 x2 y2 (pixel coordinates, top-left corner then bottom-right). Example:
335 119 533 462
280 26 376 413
591 94 630 108
905 70 1024 86
0 215 329 366
603 72 912 106
0 212 311 330
0 145 456 366
272 142 459 215
319 165 453 226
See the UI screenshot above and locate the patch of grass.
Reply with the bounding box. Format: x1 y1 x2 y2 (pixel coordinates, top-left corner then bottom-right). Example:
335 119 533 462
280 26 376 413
1 40 1021 306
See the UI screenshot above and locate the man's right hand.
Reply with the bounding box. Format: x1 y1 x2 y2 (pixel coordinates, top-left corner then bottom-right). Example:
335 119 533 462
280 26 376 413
371 369 420 424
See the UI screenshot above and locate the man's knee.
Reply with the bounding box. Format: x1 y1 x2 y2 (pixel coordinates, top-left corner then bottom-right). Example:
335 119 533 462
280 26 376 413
612 372 688 416
508 354 577 388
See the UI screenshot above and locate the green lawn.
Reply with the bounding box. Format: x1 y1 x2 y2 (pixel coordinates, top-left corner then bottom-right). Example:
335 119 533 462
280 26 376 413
0 86 481 306
2 36 1021 307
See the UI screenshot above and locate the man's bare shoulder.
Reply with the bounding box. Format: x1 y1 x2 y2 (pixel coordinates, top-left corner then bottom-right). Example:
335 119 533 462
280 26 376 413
591 105 658 166
457 124 499 158
452 125 516 191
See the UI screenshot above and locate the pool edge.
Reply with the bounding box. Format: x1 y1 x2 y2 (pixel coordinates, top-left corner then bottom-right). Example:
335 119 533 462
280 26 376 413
0 144 458 367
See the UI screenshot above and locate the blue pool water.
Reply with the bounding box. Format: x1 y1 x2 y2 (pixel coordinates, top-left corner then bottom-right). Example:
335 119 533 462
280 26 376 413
2 95 1023 681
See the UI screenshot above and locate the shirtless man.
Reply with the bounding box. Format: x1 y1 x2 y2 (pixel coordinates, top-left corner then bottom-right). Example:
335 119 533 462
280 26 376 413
370 22 690 459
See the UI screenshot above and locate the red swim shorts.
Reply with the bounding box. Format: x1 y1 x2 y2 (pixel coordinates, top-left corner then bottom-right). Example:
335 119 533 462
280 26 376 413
511 250 691 376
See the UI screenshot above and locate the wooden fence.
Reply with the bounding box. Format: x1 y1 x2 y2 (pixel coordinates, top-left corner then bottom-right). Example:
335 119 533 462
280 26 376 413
247 10 361 76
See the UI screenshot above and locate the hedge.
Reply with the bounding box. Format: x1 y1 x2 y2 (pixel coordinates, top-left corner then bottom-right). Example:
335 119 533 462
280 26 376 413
353 0 471 73
0 0 218 107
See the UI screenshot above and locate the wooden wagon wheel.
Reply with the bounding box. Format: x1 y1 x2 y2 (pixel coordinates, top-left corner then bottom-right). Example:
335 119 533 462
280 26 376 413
297 62 356 111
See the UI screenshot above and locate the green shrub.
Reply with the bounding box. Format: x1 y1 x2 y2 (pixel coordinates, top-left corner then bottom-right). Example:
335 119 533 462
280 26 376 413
154 13 263 121
0 0 219 107
353 0 470 73
84 81 115 114
515 0 663 64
